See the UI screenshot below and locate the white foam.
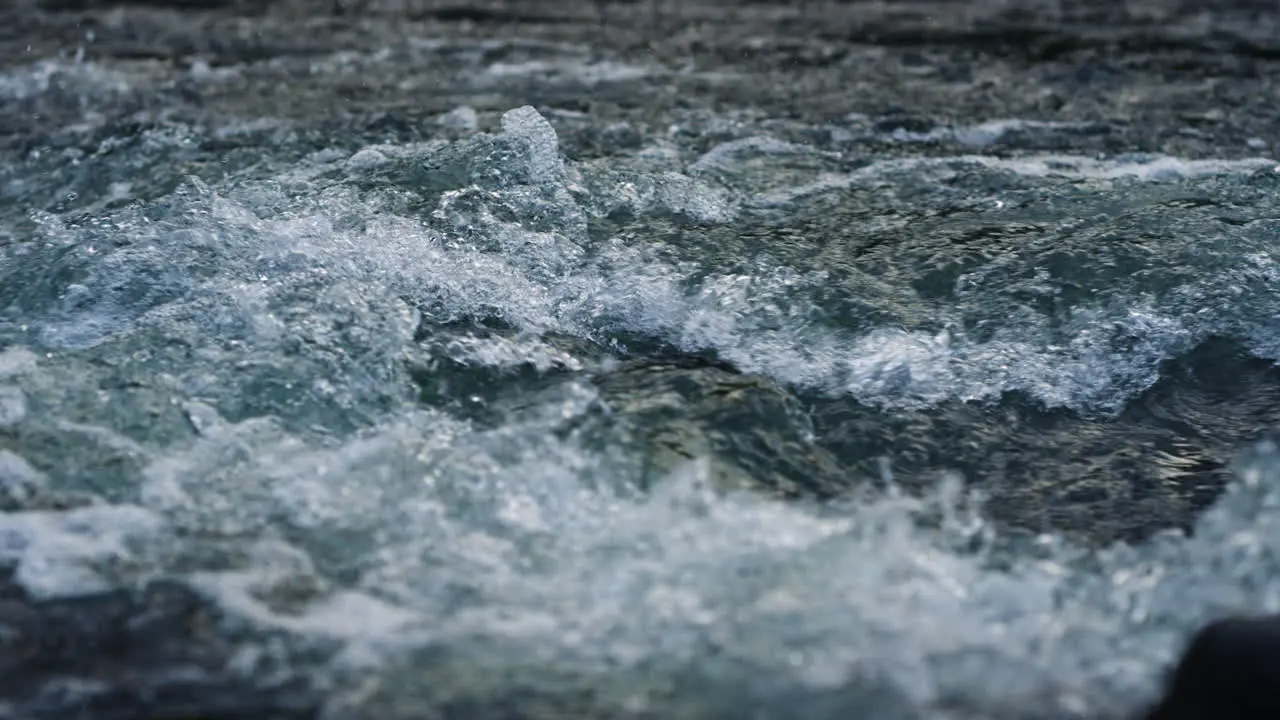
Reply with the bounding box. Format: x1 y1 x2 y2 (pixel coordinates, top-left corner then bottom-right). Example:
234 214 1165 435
483 60 653 85
345 147 392 171
0 386 1213 714
753 153 1278 208
0 450 46 507
882 119 1099 147
24 7 1280 696
0 505 165 600
31 117 1279 427
268 408 1158 716
0 347 38 378
339 425 1280 715
437 333 586 373
584 169 738 223
14 48 1280 718
437 105 479 132
0 386 26 428
0 60 131 101
187 538 418 643
33 129 1271 416
979 153 1278 181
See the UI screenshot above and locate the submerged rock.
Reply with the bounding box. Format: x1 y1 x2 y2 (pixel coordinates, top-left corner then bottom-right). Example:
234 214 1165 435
0 578 321 720
587 357 849 499
809 336 1280 545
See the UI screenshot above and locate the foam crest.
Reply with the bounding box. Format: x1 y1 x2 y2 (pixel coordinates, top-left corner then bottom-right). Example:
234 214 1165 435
0 59 132 101
236 407 1116 717
4 379 1264 716
332 427 1280 717
500 105 567 185
0 505 165 600
14 109 1280 422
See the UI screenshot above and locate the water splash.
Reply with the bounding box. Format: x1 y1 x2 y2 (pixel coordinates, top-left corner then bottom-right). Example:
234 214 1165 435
5 103 1280 717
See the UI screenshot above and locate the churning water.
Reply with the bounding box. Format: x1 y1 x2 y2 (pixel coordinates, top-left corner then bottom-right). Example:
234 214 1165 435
4 50 1280 719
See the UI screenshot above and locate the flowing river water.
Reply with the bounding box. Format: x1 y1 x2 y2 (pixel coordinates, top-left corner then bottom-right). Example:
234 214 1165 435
3 1 1280 718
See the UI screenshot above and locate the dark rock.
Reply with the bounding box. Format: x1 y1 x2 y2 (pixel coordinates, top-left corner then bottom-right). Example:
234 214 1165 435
1143 614 1280 720
809 337 1280 545
589 358 850 499
0 577 322 719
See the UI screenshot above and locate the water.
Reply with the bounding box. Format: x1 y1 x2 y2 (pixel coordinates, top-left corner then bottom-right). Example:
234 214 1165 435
3 44 1280 719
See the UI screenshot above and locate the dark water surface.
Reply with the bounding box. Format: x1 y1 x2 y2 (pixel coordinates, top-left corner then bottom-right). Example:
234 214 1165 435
3 1 1280 718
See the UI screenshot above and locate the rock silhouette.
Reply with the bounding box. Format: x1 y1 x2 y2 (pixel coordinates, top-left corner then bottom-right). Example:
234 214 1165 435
1144 614 1280 720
